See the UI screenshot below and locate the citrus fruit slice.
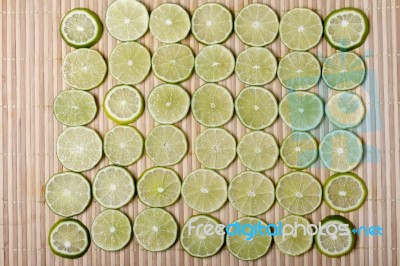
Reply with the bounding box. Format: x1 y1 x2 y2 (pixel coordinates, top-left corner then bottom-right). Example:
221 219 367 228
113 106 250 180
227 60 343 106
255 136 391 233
280 131 318 169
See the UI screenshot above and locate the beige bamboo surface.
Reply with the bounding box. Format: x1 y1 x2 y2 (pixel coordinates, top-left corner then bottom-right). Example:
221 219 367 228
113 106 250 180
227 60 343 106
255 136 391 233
1 0 399 265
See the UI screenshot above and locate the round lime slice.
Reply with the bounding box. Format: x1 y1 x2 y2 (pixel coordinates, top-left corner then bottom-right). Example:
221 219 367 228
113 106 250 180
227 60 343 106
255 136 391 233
280 131 318 169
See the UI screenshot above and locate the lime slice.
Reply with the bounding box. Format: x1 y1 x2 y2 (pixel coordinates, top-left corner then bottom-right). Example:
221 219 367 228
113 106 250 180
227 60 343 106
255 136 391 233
195 128 236 170
93 166 135 209
181 169 227 213
228 171 274 216
237 131 279 171
147 84 190 124
322 52 366 91
109 42 151 85
91 210 132 251
104 125 144 166
53 90 97 126
62 49 107 90
277 52 321 91
56 126 102 172
48 218 90 258
103 85 144 125
191 3 232 45
226 217 272 260
279 91 324 131
274 215 313 256
280 131 318 169
180 215 224 258
133 208 178 252
137 167 181 207
276 171 322 215
319 129 363 173
152 44 194 83
45 172 91 217
145 125 188 166
191 83 234 127
324 8 369 51
279 8 323 51
235 47 277 86
315 215 356 257
149 3 190 43
105 0 149 41
60 8 103 48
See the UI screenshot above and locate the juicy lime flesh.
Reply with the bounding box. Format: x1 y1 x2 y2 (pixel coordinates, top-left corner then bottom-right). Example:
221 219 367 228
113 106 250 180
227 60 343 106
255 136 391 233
326 91 365 128
280 131 318 169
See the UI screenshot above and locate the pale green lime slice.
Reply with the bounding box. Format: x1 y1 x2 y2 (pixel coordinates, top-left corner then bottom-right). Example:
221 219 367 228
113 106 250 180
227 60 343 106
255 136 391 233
280 131 318 169
326 91 365 128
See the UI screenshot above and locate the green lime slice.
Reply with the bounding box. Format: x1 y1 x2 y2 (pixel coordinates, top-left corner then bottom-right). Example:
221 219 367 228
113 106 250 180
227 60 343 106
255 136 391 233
279 91 324 131
60 8 103 48
53 90 97 126
276 171 322 215
137 167 181 207
279 8 323 51
277 52 321 91
149 3 190 43
152 44 194 83
228 171 274 216
133 208 178 252
191 3 232 45
145 125 188 166
226 217 272 260
191 83 234 127
195 128 236 170
181 169 227 213
324 8 369 51
180 215 225 258
280 131 318 169
62 49 107 90
56 126 102 172
103 85 144 125
105 0 149 41
319 129 363 173
147 84 190 124
48 218 90 259
91 210 132 251
45 172 91 217
109 42 151 85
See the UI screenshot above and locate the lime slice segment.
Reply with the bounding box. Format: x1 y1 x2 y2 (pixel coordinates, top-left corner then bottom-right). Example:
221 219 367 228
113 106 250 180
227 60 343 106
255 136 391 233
180 215 224 258
105 0 149 41
91 210 132 251
277 52 321 91
45 172 91 217
195 128 236 170
60 8 103 48
324 8 369 51
228 171 274 216
145 125 188 166
133 208 178 252
280 131 318 169
62 49 107 90
152 44 194 83
103 85 144 125
48 219 90 259
226 217 272 260
56 126 102 172
53 90 97 126
279 8 323 51
235 47 277 85
181 169 227 213
319 129 363 173
279 91 324 131
149 3 190 43
137 167 181 207
276 171 322 215
191 3 233 45
191 83 234 127
147 84 190 124
109 42 151 85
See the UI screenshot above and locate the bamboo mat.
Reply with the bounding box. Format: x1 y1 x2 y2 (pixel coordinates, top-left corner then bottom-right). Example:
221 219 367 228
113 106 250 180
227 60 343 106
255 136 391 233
0 0 399 265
